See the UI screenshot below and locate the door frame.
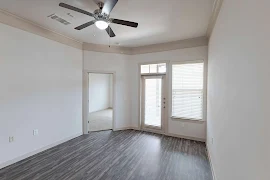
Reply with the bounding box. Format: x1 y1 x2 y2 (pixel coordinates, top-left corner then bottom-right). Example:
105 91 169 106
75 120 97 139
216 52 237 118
141 75 166 133
83 70 116 134
138 61 169 134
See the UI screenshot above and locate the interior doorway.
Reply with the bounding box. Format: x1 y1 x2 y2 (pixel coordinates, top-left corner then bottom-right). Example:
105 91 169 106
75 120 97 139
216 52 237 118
88 73 114 132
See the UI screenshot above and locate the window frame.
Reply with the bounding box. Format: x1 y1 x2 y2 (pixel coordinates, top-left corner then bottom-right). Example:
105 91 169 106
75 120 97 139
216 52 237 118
140 63 167 75
170 60 205 121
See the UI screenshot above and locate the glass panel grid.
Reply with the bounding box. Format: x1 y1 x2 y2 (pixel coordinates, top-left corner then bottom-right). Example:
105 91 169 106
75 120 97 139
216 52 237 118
141 63 166 74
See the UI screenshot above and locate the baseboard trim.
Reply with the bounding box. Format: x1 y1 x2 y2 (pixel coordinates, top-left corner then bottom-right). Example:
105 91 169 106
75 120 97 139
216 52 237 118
167 133 206 142
113 127 136 131
0 132 83 170
130 127 141 131
206 143 217 180
0 130 209 171
129 127 206 142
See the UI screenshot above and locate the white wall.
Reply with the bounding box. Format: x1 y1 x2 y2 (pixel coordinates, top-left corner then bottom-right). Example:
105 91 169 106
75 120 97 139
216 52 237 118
109 75 113 108
0 23 83 168
88 73 112 113
129 46 208 140
84 47 208 140
83 51 131 129
207 0 270 180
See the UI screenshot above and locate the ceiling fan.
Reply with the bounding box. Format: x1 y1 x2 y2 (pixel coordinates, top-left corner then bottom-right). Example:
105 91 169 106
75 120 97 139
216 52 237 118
59 0 138 37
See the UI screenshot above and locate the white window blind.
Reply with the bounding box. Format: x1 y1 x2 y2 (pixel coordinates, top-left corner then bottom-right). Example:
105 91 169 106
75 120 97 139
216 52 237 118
172 62 204 120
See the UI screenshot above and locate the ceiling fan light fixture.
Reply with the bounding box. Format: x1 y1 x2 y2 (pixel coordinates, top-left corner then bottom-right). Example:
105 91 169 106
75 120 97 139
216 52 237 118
59 1 139 37
95 20 108 30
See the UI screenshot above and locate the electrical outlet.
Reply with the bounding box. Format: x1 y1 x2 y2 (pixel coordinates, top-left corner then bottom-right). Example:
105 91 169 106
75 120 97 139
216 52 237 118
9 136 14 142
33 129 39 136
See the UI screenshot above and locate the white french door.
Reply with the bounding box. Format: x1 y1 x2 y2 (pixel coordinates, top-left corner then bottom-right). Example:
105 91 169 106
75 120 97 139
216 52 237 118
141 75 165 132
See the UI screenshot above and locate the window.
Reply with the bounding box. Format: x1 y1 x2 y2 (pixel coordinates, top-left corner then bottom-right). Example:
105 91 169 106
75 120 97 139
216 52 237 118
172 62 204 120
140 63 166 74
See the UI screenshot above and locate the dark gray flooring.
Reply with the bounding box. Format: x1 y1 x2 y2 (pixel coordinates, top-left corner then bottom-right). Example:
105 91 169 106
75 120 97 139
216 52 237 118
0 130 212 180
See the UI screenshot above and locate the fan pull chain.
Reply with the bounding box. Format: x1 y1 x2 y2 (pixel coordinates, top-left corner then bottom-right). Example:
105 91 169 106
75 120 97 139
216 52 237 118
109 28 111 48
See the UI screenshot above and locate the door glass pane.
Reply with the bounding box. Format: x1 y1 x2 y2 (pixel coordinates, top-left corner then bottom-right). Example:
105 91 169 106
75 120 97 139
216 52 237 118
158 63 166 73
144 78 162 127
141 65 149 73
149 64 157 73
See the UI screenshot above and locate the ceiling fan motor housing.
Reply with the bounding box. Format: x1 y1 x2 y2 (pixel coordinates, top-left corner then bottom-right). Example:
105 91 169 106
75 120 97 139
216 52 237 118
94 9 110 23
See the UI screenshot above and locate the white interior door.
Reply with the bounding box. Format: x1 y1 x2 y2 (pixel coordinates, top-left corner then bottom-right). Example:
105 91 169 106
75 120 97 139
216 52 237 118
142 76 165 131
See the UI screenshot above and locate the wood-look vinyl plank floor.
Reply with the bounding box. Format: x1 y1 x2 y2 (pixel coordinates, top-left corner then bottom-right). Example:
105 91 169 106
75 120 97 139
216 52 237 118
0 130 212 180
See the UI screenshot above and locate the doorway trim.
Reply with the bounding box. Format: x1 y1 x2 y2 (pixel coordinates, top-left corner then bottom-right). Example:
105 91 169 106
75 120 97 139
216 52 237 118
138 61 169 134
141 75 165 133
83 70 116 134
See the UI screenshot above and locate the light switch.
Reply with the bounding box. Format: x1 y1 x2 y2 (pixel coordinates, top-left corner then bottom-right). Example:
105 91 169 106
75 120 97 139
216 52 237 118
33 129 39 136
9 136 14 142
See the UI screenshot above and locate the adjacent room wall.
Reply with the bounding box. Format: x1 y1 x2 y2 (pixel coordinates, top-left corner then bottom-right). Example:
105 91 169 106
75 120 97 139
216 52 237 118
129 46 208 141
207 0 270 179
0 23 83 168
83 51 131 130
88 73 112 113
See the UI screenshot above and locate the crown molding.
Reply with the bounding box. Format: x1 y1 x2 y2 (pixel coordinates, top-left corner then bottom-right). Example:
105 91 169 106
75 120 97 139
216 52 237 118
83 36 208 55
0 9 208 54
0 9 83 50
206 0 224 37
83 43 132 54
129 36 208 55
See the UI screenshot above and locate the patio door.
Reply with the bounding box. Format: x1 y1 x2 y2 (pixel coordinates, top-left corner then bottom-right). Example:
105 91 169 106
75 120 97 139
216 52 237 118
141 75 165 132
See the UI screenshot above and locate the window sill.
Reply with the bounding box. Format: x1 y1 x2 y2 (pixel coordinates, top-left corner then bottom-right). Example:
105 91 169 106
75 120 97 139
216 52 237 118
171 116 205 122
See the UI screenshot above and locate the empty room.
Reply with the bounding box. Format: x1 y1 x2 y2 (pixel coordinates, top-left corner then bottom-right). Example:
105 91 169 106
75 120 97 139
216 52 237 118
0 0 269 180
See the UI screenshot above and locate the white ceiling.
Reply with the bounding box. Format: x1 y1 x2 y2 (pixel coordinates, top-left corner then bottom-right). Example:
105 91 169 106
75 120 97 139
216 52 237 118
0 0 214 47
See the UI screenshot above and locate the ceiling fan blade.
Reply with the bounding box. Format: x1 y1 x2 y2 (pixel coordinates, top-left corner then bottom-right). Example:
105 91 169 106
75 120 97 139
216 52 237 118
102 0 118 15
75 20 96 30
59 3 94 17
111 19 138 28
106 26 116 37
